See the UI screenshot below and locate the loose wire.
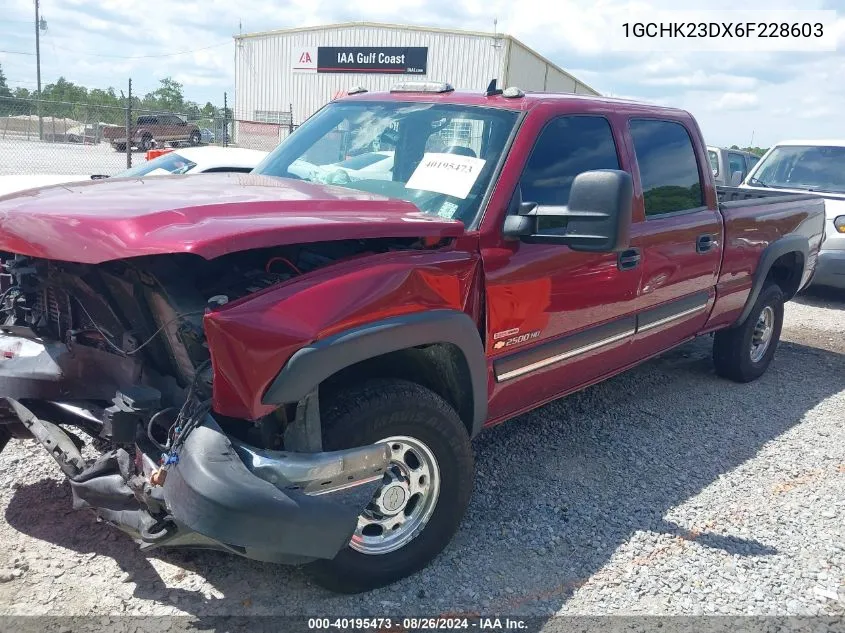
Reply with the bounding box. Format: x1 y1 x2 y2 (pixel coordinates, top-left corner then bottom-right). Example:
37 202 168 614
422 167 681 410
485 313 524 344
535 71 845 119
72 296 204 357
265 256 302 275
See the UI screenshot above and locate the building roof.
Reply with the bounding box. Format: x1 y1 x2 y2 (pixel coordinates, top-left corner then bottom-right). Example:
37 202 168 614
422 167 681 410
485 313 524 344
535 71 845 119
233 21 600 96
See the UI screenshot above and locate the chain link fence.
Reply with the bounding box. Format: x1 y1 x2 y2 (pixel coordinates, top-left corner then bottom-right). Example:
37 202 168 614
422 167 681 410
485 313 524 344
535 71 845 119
0 94 256 177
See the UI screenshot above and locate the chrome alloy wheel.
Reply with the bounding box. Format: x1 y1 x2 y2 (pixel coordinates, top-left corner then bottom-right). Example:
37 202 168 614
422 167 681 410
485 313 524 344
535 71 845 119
349 436 441 556
750 305 775 363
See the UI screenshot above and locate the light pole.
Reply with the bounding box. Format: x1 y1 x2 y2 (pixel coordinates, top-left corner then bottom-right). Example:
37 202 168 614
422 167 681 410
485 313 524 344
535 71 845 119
34 0 46 140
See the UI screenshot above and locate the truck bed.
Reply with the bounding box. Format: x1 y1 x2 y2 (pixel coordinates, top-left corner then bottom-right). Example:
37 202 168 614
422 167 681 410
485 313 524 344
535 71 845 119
714 185 826 315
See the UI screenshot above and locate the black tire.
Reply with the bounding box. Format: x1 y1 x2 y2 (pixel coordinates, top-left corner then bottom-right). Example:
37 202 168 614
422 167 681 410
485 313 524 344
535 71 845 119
113 143 126 152
140 135 153 152
713 283 784 383
189 131 201 146
305 379 474 593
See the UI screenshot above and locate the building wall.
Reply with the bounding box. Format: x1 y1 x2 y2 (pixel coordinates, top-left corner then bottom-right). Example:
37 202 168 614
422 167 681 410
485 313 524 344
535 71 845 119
504 40 548 92
234 25 507 127
233 23 598 148
504 39 595 95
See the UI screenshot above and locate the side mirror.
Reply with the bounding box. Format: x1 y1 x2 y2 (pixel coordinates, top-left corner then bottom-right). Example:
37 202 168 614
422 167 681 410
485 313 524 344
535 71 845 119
503 169 633 253
730 170 743 186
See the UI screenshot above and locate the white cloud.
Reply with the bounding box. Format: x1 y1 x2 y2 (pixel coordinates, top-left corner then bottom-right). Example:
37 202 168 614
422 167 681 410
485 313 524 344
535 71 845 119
641 71 759 91
709 92 760 111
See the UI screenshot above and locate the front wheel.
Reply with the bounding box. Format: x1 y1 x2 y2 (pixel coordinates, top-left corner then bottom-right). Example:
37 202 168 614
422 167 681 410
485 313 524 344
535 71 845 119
713 283 784 382
306 379 474 593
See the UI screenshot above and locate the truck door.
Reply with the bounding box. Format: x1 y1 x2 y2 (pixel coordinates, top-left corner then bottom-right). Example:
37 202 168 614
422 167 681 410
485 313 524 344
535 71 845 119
482 111 644 423
623 118 723 359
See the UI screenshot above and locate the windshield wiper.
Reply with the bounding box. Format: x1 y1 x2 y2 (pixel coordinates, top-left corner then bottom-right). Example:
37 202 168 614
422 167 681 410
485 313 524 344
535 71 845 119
746 177 769 188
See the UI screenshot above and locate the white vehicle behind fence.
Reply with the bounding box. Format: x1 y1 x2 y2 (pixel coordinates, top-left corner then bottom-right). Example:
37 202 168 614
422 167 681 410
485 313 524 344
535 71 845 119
0 147 269 198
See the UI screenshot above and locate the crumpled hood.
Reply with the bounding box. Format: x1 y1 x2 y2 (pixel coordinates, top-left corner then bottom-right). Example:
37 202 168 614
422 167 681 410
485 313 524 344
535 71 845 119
0 173 465 263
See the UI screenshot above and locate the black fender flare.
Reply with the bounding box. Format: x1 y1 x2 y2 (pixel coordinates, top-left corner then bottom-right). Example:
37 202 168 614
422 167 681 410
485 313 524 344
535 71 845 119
261 309 488 438
734 233 809 326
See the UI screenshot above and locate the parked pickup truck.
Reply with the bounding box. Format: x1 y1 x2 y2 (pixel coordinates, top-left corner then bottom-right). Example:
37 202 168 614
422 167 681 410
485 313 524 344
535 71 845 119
707 145 760 187
0 82 826 593
103 113 202 152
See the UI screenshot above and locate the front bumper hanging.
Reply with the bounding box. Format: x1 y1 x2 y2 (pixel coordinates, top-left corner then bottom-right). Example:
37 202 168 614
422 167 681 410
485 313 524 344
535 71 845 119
1 398 390 565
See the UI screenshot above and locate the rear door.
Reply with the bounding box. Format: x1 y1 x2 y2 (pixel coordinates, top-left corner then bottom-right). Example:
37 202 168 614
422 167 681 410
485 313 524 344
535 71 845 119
624 118 723 359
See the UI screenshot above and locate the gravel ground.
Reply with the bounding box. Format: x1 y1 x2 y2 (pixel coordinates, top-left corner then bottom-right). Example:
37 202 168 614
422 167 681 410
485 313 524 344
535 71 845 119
0 290 842 618
0 138 135 176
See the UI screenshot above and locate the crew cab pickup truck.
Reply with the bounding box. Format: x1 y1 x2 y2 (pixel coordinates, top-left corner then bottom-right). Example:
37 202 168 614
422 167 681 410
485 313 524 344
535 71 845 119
103 114 202 152
0 82 826 594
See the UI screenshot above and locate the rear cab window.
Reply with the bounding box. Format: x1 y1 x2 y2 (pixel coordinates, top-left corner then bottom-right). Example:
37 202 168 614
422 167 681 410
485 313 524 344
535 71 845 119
728 152 747 180
629 119 703 217
519 115 621 234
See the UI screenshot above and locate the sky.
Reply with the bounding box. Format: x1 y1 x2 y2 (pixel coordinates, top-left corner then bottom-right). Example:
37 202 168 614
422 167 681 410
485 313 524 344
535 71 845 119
1 0 844 148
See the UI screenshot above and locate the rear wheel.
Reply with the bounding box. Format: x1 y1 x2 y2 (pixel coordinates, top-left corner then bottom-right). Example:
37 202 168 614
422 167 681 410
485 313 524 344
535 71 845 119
113 143 126 152
305 379 474 593
140 135 154 152
189 131 201 146
713 283 784 382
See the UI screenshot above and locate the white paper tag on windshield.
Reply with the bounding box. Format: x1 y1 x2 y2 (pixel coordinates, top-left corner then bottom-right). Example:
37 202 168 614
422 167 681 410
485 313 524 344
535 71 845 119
406 153 486 200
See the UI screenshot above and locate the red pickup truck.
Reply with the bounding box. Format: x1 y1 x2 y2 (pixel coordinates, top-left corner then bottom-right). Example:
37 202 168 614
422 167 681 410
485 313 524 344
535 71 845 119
0 82 826 593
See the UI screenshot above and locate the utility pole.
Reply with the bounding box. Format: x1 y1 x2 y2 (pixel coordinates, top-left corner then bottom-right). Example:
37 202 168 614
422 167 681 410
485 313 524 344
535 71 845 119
223 92 228 146
125 78 132 168
34 0 43 140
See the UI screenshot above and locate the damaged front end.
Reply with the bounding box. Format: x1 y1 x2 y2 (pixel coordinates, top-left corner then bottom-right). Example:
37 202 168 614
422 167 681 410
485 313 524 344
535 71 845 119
5 396 388 563
0 245 396 564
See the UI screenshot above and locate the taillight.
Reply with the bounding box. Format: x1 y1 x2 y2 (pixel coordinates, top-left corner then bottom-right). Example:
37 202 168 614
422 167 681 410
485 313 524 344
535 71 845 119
835 216 845 233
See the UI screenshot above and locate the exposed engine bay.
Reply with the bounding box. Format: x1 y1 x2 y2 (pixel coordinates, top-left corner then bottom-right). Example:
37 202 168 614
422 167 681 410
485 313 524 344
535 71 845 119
0 237 417 406
0 239 426 564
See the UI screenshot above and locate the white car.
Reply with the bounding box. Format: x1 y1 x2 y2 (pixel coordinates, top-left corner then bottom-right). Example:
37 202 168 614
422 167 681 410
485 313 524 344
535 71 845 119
740 139 845 290
0 147 269 198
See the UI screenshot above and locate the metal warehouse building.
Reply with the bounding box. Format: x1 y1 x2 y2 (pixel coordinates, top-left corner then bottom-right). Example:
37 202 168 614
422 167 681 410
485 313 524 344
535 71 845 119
233 22 600 149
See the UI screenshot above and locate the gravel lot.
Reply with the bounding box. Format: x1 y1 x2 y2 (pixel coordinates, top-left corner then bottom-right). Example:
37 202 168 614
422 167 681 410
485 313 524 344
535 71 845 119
0 137 145 176
0 290 842 619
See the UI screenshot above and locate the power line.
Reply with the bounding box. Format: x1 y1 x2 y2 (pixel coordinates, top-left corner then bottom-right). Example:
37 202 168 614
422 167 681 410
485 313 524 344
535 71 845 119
0 49 35 56
47 40 231 59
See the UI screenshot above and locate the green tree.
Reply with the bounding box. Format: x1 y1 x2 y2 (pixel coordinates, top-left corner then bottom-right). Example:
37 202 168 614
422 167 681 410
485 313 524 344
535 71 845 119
142 77 185 113
0 65 16 115
0 64 11 98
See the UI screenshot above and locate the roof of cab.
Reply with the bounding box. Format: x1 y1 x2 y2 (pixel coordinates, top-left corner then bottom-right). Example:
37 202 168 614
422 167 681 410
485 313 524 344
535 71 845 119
338 89 692 118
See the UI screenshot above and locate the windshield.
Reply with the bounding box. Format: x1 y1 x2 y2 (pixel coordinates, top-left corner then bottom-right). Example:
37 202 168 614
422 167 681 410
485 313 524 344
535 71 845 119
750 145 845 193
115 152 197 178
336 152 391 170
253 101 519 224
